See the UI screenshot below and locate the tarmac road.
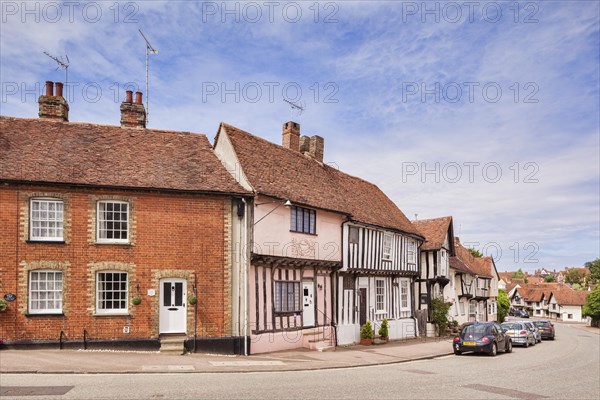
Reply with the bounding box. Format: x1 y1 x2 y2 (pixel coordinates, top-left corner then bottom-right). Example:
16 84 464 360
1 322 598 399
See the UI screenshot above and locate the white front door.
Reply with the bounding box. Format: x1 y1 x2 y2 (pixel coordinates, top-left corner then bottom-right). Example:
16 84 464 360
303 282 315 327
159 278 187 334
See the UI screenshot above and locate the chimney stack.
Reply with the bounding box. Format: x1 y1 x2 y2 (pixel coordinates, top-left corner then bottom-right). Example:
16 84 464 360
308 135 324 162
38 81 69 122
298 134 325 162
120 90 146 128
282 121 300 151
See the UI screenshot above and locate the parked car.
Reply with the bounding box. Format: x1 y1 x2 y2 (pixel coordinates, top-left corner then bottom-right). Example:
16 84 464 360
501 321 536 347
533 320 556 340
509 309 529 318
453 322 512 356
524 321 542 343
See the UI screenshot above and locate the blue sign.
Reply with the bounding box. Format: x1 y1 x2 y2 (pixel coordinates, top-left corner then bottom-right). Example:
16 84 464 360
4 293 16 302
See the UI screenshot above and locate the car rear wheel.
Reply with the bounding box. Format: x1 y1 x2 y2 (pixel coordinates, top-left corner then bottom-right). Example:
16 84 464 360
489 343 497 357
454 350 462 355
524 340 529 348
505 340 512 353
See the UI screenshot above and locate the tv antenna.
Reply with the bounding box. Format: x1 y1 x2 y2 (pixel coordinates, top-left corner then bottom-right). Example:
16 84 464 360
284 98 306 118
139 29 158 125
43 51 69 84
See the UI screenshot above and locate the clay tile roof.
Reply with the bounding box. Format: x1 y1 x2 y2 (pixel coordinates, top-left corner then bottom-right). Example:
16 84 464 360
449 239 493 278
220 123 422 237
0 117 248 194
550 287 588 306
412 216 452 251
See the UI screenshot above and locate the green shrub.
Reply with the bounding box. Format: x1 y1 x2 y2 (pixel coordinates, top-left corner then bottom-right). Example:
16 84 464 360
360 321 374 339
430 297 451 336
378 318 389 338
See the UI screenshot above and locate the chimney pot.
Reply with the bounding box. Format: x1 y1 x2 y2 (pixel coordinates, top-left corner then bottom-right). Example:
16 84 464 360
45 81 54 96
55 82 64 97
39 80 68 121
120 89 146 129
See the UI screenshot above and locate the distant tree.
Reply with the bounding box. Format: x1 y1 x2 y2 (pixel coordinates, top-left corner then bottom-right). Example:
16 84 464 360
512 268 528 283
497 289 511 323
565 269 584 286
544 275 556 283
585 259 600 284
583 285 600 327
512 268 526 279
468 248 483 258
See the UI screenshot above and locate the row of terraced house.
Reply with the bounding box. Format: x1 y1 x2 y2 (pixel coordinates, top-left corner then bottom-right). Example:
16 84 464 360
0 81 500 354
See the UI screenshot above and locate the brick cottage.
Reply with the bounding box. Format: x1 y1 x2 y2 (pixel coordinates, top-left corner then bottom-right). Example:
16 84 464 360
0 82 250 353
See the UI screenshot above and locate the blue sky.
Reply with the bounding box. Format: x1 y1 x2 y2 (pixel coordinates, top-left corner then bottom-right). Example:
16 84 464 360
1 1 599 272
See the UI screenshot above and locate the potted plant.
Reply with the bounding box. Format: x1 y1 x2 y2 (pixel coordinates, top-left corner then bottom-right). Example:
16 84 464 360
131 296 142 306
0 299 7 312
360 321 374 345
188 295 197 305
378 318 389 342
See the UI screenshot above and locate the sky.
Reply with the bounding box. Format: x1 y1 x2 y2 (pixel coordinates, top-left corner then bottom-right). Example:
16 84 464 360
1 1 599 272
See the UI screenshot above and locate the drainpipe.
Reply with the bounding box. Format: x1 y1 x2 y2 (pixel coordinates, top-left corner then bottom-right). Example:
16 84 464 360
193 280 197 353
242 198 249 356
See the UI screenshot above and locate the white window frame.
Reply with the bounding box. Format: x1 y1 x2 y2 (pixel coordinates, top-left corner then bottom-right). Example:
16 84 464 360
407 240 416 264
29 270 63 314
440 250 447 276
400 279 410 310
382 233 393 261
29 198 64 241
96 200 129 244
375 279 386 312
96 271 129 314
460 301 466 316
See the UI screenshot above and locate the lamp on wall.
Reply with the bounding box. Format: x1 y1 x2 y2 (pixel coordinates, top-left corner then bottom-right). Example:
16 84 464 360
317 283 323 290
254 199 293 225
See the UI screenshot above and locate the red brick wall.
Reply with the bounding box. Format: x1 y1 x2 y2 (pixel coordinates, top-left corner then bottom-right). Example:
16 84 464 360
0 183 231 343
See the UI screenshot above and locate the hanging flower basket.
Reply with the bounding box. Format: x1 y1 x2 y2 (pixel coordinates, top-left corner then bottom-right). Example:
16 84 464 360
131 296 142 306
188 296 197 305
0 299 8 312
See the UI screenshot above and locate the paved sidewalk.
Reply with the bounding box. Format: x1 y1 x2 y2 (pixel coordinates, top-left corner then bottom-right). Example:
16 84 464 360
0 337 454 374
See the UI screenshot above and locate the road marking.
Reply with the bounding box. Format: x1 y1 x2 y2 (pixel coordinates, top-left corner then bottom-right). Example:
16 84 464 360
464 384 548 400
209 361 285 366
142 365 195 371
404 369 436 375
0 386 74 396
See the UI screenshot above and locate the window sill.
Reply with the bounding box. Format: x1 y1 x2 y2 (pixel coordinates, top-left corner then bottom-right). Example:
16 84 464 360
26 313 64 317
289 230 318 237
26 240 66 244
95 242 132 246
93 313 130 317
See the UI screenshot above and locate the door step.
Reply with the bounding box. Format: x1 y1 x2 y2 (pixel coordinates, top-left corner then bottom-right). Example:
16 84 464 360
159 334 186 355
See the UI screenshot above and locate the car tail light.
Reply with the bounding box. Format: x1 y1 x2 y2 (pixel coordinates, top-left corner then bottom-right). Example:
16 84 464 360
482 337 490 343
454 337 460 343
520 331 527 335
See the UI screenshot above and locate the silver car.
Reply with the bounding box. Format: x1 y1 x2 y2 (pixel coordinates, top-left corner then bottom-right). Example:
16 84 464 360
501 321 536 347
524 321 542 343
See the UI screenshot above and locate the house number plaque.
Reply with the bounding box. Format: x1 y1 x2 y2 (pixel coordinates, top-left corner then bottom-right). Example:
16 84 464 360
4 293 16 302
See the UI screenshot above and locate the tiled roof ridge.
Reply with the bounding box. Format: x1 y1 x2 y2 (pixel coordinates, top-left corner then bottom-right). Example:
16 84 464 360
221 122 387 188
0 116 205 138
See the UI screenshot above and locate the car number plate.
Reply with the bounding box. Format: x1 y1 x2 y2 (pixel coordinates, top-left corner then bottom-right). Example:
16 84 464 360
507 332 514 336
462 341 476 346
